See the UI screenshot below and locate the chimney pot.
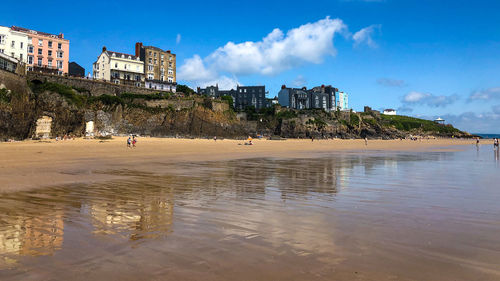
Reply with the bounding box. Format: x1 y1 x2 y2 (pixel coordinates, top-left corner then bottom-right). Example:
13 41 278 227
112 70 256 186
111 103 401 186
102 46 107 52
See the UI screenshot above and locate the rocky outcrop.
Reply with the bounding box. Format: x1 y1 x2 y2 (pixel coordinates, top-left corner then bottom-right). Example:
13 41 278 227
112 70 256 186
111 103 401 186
0 70 471 140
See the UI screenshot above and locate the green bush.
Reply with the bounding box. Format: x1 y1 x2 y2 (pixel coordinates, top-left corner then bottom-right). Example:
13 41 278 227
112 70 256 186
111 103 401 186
31 82 86 107
350 113 360 127
0 88 11 103
276 110 297 119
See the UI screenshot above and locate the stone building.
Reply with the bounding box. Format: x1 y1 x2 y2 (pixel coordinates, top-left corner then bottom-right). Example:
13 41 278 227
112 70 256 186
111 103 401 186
10 26 69 75
92 47 144 87
198 85 267 110
135 42 176 92
0 52 24 74
278 84 345 111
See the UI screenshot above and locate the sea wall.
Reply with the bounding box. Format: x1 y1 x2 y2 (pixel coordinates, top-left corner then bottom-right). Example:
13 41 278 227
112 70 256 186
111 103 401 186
26 72 164 96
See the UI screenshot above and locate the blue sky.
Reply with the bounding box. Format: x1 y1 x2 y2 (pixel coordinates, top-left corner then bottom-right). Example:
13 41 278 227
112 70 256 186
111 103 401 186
3 0 500 133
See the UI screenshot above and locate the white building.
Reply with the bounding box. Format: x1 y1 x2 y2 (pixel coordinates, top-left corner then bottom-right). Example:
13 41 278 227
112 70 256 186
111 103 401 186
383 109 397 115
0 26 29 63
337 91 349 110
93 47 144 86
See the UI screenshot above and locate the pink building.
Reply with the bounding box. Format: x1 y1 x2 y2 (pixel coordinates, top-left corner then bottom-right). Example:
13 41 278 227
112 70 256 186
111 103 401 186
11 26 69 75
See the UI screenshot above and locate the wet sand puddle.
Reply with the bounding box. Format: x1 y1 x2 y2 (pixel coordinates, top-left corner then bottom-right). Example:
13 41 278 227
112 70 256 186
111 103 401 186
0 148 499 280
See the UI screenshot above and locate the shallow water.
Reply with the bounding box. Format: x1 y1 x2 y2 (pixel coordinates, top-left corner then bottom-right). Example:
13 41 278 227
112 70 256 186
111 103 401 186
1 147 499 280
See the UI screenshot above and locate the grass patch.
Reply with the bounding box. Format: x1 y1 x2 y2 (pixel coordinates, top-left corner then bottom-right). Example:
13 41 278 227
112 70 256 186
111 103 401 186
380 114 461 134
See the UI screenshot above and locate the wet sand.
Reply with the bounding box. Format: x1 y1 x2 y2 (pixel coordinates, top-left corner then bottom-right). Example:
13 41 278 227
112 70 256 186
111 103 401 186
0 148 499 280
0 137 483 192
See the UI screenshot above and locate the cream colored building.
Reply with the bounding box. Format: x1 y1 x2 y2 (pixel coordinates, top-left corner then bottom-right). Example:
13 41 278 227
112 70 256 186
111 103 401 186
92 46 144 86
0 25 29 63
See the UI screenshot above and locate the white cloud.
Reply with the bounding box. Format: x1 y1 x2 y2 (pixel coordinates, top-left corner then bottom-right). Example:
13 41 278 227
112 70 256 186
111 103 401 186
176 34 181 44
197 76 240 90
353 24 381 48
439 111 500 134
468 87 500 101
402 91 459 108
178 17 347 87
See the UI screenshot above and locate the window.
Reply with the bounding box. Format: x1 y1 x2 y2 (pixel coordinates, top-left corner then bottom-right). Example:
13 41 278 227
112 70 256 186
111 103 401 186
48 41 53 48
38 39 43 47
48 50 52 57
10 52 14 58
148 58 152 64
28 56 33 64
57 51 63 58
115 63 118 68
0 49 3 53
148 65 153 71
11 41 15 48
148 74 154 80
38 49 42 55
135 75 140 81
149 51 152 56
19 54 23 60
37 58 42 66
20 42 23 49
0 35 5 45
160 75 164 81
154 59 157 64
154 52 156 57
28 37 32 44
124 64 127 70
57 43 62 49
57 60 63 69
48 60 52 67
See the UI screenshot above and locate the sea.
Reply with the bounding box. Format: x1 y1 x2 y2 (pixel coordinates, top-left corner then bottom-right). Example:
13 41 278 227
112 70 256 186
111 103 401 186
475 133 500 139
0 146 499 280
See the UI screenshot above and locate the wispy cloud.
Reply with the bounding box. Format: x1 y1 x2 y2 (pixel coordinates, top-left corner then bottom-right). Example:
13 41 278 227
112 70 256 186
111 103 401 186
176 34 181 44
178 17 347 87
402 91 459 108
353 24 381 48
468 87 500 101
377 78 406 87
292 75 307 87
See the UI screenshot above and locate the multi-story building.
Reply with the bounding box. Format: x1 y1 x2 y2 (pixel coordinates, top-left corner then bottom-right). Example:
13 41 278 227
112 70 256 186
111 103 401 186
337 91 349 110
10 26 69 75
197 85 267 110
92 47 144 86
135 42 176 92
0 26 29 63
278 84 345 111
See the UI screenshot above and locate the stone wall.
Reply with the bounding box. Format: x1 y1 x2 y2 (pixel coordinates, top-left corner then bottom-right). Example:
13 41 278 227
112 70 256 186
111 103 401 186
0 68 28 94
26 72 167 96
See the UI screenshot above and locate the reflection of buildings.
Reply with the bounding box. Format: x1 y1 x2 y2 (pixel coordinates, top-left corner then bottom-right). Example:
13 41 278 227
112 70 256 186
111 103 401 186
0 212 64 259
88 186 174 240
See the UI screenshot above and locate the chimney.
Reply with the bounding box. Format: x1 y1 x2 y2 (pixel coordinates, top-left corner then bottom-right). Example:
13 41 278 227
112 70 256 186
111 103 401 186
321 84 325 93
102 46 107 52
135 42 142 57
302 87 307 90
59 33 64 38
167 50 171 54
281 85 286 89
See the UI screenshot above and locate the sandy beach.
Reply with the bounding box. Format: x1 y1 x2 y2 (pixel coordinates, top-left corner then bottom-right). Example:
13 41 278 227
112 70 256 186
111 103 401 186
0 137 485 193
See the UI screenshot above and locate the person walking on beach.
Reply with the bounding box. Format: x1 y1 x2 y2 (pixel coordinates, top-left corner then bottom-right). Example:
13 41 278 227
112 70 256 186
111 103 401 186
127 137 132 148
365 137 368 146
494 138 499 150
214 136 217 142
132 136 137 148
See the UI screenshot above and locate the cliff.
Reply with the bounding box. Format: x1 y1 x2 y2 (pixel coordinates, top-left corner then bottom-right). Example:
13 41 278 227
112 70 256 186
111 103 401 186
0 71 471 140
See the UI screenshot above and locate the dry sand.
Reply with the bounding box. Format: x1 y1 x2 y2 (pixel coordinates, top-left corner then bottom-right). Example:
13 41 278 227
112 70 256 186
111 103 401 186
0 137 486 192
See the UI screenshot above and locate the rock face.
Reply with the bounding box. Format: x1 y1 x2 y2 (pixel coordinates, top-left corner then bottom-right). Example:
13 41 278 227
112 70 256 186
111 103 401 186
0 70 471 140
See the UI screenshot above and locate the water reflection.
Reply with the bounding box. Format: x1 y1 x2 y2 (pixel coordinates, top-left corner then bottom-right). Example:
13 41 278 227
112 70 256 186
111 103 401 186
1 150 498 280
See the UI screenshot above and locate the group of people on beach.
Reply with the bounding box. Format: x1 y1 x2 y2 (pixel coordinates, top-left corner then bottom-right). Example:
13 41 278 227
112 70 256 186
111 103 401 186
127 136 137 148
